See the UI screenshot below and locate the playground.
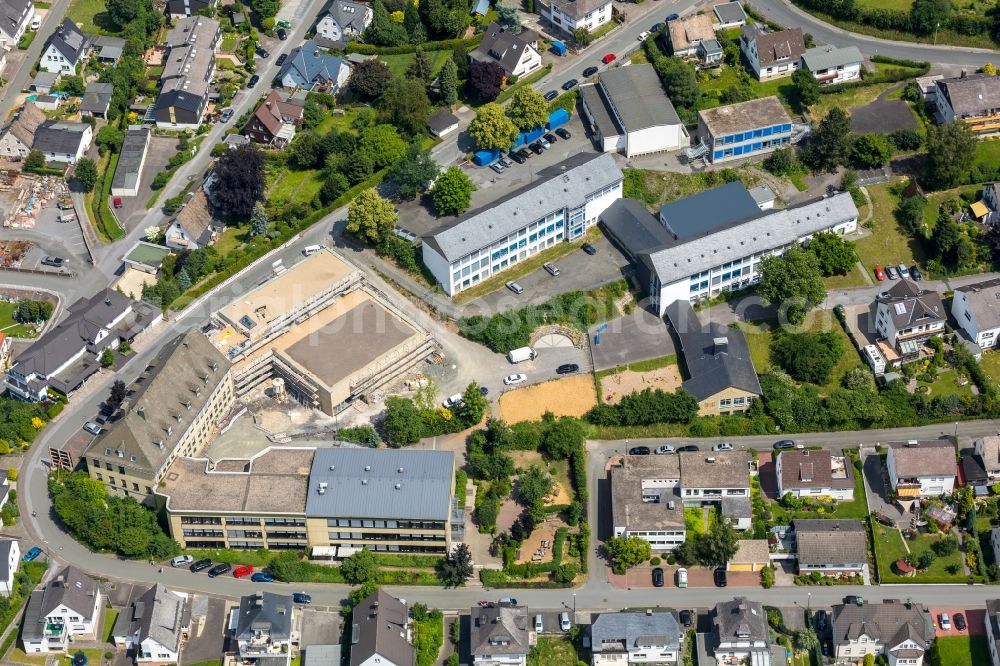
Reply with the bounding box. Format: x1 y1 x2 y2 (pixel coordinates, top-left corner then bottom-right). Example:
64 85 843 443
599 363 684 404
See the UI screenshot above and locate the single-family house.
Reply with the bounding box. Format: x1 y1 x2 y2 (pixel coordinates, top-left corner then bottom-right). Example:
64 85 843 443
536 0 612 37
952 277 1000 348
32 121 92 164
591 611 683 666
793 519 868 578
975 435 1000 484
0 539 20 596
830 599 933 666
775 449 855 500
80 82 114 118
0 0 34 49
39 18 85 74
679 450 752 530
164 188 217 250
469 23 542 79
0 102 45 159
112 584 188 666
277 40 351 91
315 0 372 43
800 44 862 85
709 598 774 666
21 566 101 653
233 592 295 666
874 279 945 357
740 24 804 80
471 603 532 666
350 590 414 666
243 91 304 148
665 13 714 58
167 0 214 19
934 72 1000 137
886 439 957 498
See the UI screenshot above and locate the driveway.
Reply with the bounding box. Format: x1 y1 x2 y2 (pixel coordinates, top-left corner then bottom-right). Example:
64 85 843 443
861 448 904 525
114 135 182 232
181 596 228 665
589 307 675 371
931 607 985 637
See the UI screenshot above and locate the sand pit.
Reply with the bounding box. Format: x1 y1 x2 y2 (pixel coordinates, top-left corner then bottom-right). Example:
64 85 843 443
600 365 683 404
499 375 596 422
515 516 569 564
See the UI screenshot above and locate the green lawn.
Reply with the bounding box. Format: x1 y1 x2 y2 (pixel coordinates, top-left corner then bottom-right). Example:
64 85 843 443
932 635 990 666
268 168 324 206
220 33 241 52
699 65 797 112
54 649 105 666
102 608 119 643
380 50 452 78
855 0 913 8
67 0 115 35
917 368 975 398
528 638 582 666
0 302 39 338
873 523 971 583
8 649 47 665
770 453 869 521
974 139 1000 171
684 506 718 535
979 348 1000 384
854 182 926 279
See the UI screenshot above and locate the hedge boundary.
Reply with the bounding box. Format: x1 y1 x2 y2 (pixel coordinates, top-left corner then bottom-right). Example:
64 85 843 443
344 35 482 55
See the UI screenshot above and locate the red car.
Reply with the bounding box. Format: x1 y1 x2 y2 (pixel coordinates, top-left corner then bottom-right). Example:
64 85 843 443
233 565 254 578
874 264 886 281
602 53 616 64
113 196 123 209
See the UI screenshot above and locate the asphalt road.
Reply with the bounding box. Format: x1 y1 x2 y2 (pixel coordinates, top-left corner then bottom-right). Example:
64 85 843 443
0 0 73 123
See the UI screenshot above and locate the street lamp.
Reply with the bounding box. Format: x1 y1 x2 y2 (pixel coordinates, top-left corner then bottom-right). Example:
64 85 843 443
807 592 811 612
573 592 577 618
933 22 940 45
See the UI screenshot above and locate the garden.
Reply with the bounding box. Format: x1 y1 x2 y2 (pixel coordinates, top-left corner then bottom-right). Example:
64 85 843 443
930 635 990 666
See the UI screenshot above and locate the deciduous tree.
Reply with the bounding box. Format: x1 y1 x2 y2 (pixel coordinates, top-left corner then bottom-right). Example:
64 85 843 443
757 246 827 324
390 142 440 199
347 188 397 244
24 150 44 171
506 87 549 131
342 548 380 584
909 0 950 35
925 122 975 189
437 543 473 586
348 59 393 101
468 103 519 151
808 230 858 275
851 133 894 168
771 331 844 384
803 106 851 172
468 60 505 102
605 536 651 574
792 68 819 107
380 77 432 136
74 158 98 193
359 124 407 170
431 166 476 216
212 144 265 219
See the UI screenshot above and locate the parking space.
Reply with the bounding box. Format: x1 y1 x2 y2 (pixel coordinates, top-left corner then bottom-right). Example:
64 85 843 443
533 610 573 635
589 307 674 371
181 596 228 665
931 607 985 636
116 135 184 231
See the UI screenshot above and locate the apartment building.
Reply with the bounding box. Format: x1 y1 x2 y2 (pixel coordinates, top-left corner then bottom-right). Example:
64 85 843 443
952 277 1000 348
874 280 945 356
422 153 623 295
775 449 854 500
830 599 933 666
471 603 532 666
740 25 805 80
886 439 957 498
697 96 793 163
800 45 862 85
84 329 235 504
934 73 1000 137
536 0 611 37
591 611 683 666
154 16 221 129
22 567 101 654
351 590 414 666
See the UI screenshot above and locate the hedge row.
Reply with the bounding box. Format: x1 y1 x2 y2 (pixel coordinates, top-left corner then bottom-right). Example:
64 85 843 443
818 59 929 96
792 0 993 39
344 35 482 55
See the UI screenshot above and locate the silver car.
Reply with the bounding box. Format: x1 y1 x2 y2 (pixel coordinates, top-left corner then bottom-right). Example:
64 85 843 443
506 281 524 294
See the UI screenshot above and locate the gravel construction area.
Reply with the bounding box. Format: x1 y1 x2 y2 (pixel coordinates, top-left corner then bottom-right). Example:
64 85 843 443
850 98 919 134
599 365 683 404
499 375 597 421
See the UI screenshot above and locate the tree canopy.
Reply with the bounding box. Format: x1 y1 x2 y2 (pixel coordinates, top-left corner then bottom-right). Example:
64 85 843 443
757 246 827 324
341 548 380 584
605 536 651 574
506 87 549 132
808 231 858 276
468 103 519 151
924 122 975 190
804 107 851 172
771 331 844 385
468 60 505 102
390 142 440 200
212 144 265 219
347 188 397 244
431 166 476 216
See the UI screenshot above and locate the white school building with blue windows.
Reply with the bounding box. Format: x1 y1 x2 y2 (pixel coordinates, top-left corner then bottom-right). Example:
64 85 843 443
697 96 793 164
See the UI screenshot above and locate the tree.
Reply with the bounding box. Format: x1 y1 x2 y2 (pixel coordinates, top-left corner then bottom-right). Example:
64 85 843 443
100 348 115 369
572 27 592 46
771 331 844 384
851 133 894 168
543 417 585 459
517 465 553 508
808 231 858 275
407 48 434 85
925 122 976 189
365 0 408 45
347 188 397 244
390 142 439 200
506 87 549 132
720 84 755 104
468 60 505 102
889 128 922 151
342 548 380 584
757 246 827 325
930 210 963 267
455 381 488 426
108 379 127 410
212 144 265 219
432 166 476 216
74 158 98 193
359 124 407 170
864 654 876 666
380 77 432 136
805 107 852 172
95 125 124 153
496 5 521 33
793 629 819 653
468 103 519 151
437 543 473 586
251 0 279 19
956 485 975 517
763 146 799 177
605 536 651 574
24 150 45 171
452 44 470 80
438 58 459 105
654 57 698 110
383 397 424 446
792 68 820 107
910 0 950 35
697 517 740 566
249 202 268 236
348 59 393 101
896 194 927 235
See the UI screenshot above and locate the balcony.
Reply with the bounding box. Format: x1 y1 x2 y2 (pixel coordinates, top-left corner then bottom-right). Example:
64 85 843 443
44 623 65 637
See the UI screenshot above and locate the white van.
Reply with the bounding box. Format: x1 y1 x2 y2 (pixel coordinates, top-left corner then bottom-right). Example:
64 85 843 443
534 614 543 633
677 567 688 588
303 244 322 256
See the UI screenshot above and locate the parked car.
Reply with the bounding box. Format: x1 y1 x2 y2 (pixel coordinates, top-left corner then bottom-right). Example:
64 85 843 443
874 264 886 281
190 558 213 573
628 446 651 455
490 162 505 174
247 74 260 88
544 90 558 101
276 53 287 66
652 567 664 587
251 572 275 583
666 12 679 20
207 563 232 578
676 567 688 587
293 592 313 604
939 613 951 630
479 386 489 396
277 27 288 40
955 613 966 631
814 610 828 632
654 445 675 455
845 595 864 606
233 565 254 578
638 31 650 41
499 157 513 168
562 78 578 90
506 280 524 294
538 137 550 149
112 196 123 209
220 108 234 123
560 612 571 631
677 444 700 452
83 421 102 436
171 555 194 568
535 614 544 633
503 373 527 386
602 53 616 64
679 609 693 626
910 265 922 281
544 133 558 144
499 597 518 606
581 243 597 255
555 128 572 140
443 394 464 408
712 442 734 451
714 567 728 587
529 142 544 154
255 46 270 58
41 256 65 268
510 151 526 164
897 263 909 278
556 363 579 374
773 439 801 450
23 547 42 562
517 148 532 160
651 22 664 31
543 262 560 276
886 265 899 279
583 66 598 77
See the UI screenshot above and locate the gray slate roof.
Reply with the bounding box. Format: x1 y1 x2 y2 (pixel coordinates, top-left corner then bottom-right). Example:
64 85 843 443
987 599 1000 661
424 153 622 263
591 611 682 653
646 192 858 286
80 82 114 115
936 73 1000 116
319 0 372 32
876 279 945 330
0 0 31 40
665 299 761 401
830 600 932 651
32 121 88 155
596 64 682 132
114 584 186 652
0 539 13 583
305 448 453 520
793 519 867 566
46 19 85 65
955 276 1000 331
427 108 459 134
658 181 762 241
711 597 769 647
278 40 346 85
801 44 862 72
600 198 673 260
350 590 414 666
112 125 151 192
713 1 747 24
744 25 805 68
470 23 537 75
22 566 98 639
237 592 293 643
470 604 530 657
887 439 956 478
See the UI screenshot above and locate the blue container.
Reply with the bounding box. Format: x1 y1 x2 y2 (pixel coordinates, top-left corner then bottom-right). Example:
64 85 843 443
473 149 500 166
551 40 567 56
547 108 570 130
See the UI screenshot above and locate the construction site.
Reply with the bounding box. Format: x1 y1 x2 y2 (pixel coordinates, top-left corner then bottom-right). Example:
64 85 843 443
0 171 72 230
204 247 439 418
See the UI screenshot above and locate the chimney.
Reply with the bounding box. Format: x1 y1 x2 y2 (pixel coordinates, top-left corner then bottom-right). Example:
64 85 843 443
713 336 728 355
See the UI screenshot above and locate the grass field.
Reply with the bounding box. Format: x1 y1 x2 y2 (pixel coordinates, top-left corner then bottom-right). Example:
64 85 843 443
102 608 119 643
0 302 39 338
980 349 1000 384
933 635 990 666
528 638 582 666
268 167 324 206
380 50 452 78
873 523 970 583
854 182 926 279
67 0 114 35
917 368 975 398
855 0 913 10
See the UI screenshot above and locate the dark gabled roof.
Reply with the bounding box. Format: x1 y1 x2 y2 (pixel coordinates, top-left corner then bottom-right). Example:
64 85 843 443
350 590 414 666
887 439 956 478
962 447 989 485
658 181 762 241
830 600 932 651
156 89 205 115
428 108 459 133
711 597 769 646
591 612 682 653
778 449 853 491
114 584 186 652
81 82 114 114
237 592 293 642
32 121 89 154
29 566 98 623
665 299 761 401
955 277 1000 332
46 18 86 64
876 279 945 330
166 0 211 14
318 0 372 32
0 539 13 582
599 198 675 261
936 73 1000 116
470 604 530 657
0 0 31 39
792 519 867 566
278 40 346 85
987 599 1000 660
743 25 805 68
469 23 537 74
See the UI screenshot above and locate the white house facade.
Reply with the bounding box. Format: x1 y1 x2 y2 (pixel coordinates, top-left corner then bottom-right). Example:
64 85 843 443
952 277 1000 348
0 539 19 596
886 440 956 498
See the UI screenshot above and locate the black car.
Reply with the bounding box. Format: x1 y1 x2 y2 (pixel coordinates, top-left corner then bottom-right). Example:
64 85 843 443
509 151 526 164
677 444 700 452
955 613 967 630
544 132 557 144
479 386 489 396
277 27 288 40
544 90 558 101
276 53 287 66
247 74 260 88
555 128 571 140
256 46 270 58
679 610 693 627
909 265 922 281
562 78 578 90
207 563 232 578
293 592 313 604
814 610 828 632
529 142 544 155
190 558 213 573
583 66 598 77
651 567 664 587
556 363 580 375
517 148 532 160
628 446 651 455
714 567 727 587
581 243 597 255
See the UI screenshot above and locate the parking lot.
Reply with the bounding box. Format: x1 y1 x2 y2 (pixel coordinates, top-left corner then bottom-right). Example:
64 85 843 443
115 135 185 232
590 307 675 371
11 201 89 273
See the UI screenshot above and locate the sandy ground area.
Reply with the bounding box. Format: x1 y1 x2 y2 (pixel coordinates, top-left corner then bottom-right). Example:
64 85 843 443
516 516 570 564
599 365 683 405
499 375 596 421
508 452 573 505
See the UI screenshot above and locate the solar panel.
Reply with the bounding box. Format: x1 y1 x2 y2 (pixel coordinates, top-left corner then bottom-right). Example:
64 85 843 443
239 314 257 330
